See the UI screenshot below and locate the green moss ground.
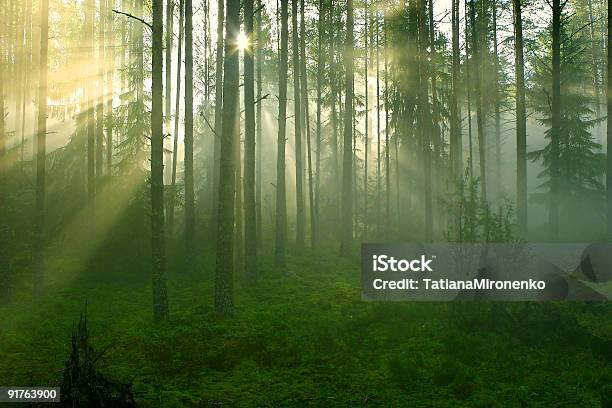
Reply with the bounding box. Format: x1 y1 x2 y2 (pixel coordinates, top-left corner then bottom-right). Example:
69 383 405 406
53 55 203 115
1 247 611 407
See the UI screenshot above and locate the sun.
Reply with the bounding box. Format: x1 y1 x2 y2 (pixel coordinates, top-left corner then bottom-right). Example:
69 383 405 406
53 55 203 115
236 32 249 52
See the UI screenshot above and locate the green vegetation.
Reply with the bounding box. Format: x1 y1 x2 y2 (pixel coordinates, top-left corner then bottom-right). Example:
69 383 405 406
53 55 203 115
1 249 611 406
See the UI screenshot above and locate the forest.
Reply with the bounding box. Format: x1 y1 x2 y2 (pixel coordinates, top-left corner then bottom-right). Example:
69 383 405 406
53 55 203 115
1 0 612 405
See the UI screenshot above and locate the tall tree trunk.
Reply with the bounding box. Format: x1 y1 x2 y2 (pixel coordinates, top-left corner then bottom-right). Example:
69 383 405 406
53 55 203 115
234 121 242 270
607 0 612 240
20 0 32 163
340 0 354 255
244 0 257 279
329 0 340 223
464 0 473 180
256 0 263 246
493 0 501 197
0 30 9 301
376 10 382 237
35 0 49 294
292 0 305 246
275 0 289 266
97 0 105 178
419 0 433 241
384 16 392 236
215 0 241 315
105 0 113 176
164 0 173 184
299 0 315 248
550 0 561 240
588 0 601 126
168 0 184 236
151 0 170 321
314 0 325 248
364 0 369 238
513 0 527 238
212 0 224 237
451 0 462 180
87 0 96 203
185 0 195 256
428 0 441 228
469 0 486 202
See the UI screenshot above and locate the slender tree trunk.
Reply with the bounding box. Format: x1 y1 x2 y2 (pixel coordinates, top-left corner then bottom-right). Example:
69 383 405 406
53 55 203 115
376 11 382 237
97 0 105 178
0 30 10 301
314 0 325 248
212 0 224 237
364 0 369 238
465 0 474 180
384 16 392 236
234 121 243 270
19 0 32 164
168 0 184 236
550 0 561 240
185 0 196 256
215 0 241 315
607 0 612 240
105 0 113 176
451 0 462 179
275 0 289 266
587 0 601 125
35 0 49 294
164 0 173 184
419 0 433 240
340 0 354 255
292 0 305 246
299 0 315 248
330 0 340 222
469 0 486 202
244 0 257 279
493 0 501 197
151 0 170 321
513 0 527 238
256 0 263 246
87 0 96 203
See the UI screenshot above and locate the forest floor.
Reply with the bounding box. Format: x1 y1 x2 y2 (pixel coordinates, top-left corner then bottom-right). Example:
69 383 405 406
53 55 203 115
1 245 612 407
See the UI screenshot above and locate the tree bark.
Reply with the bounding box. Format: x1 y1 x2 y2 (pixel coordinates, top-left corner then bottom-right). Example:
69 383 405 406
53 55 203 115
87 0 96 203
151 0 170 321
275 0 289 266
607 0 612 240
211 0 224 237
314 0 325 248
256 0 263 246
167 0 184 236
340 0 354 255
451 0 462 180
105 0 114 176
469 0 486 202
34 0 49 294
0 29 10 301
164 0 173 184
550 0 561 240
299 0 315 248
96 0 106 179
215 0 241 315
185 0 195 255
244 0 257 279
292 0 305 246
513 0 527 238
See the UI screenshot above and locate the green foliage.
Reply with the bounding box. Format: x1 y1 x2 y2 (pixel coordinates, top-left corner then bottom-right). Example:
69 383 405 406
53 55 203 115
1 249 610 407
443 167 515 242
527 11 605 217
